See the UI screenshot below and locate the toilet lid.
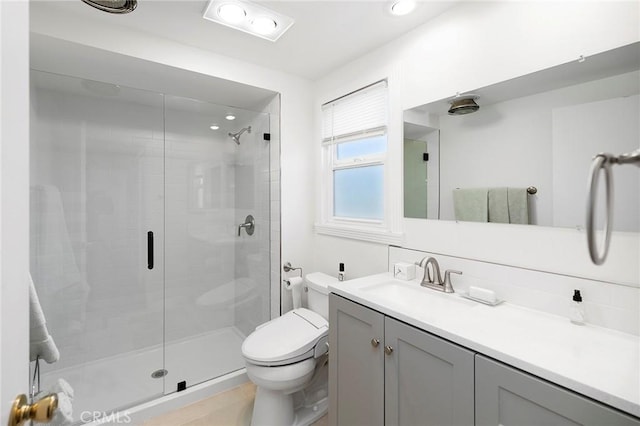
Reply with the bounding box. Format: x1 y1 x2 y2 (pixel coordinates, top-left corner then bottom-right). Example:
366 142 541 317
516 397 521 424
242 308 328 365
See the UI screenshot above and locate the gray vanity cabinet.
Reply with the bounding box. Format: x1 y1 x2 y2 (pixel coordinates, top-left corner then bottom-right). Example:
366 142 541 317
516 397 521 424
384 317 475 426
329 294 475 426
329 293 385 426
475 355 640 426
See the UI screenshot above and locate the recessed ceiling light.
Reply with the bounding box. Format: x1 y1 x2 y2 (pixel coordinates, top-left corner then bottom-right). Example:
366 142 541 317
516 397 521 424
218 3 246 24
251 16 277 35
203 0 295 42
210 124 220 130
225 114 236 121
389 0 416 16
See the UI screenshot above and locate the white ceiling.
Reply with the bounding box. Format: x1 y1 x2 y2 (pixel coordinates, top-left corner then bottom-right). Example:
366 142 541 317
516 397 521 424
31 0 459 80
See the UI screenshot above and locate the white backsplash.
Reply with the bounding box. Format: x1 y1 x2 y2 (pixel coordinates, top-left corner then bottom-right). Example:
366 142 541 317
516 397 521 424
389 247 640 336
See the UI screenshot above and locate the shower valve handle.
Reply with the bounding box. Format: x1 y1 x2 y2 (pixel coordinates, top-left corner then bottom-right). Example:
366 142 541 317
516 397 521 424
237 215 255 236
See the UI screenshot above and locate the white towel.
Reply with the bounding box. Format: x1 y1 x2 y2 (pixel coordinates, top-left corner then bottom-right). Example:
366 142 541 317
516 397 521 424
29 274 60 363
43 379 74 426
30 185 90 336
30 185 83 293
50 378 74 400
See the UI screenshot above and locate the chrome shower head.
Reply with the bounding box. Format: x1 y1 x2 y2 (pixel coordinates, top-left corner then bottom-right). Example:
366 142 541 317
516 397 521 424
448 94 480 115
229 126 251 145
81 0 137 14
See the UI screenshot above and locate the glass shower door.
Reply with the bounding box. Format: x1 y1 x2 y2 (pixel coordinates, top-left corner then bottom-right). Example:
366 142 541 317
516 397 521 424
30 71 165 421
163 96 271 392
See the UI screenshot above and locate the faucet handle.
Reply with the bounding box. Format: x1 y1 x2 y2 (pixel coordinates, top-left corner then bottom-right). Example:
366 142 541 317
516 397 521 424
443 270 462 293
237 215 255 236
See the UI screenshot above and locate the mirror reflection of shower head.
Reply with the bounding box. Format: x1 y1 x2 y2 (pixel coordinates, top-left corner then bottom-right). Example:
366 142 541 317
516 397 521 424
229 126 251 145
81 79 121 96
81 0 137 14
448 93 480 115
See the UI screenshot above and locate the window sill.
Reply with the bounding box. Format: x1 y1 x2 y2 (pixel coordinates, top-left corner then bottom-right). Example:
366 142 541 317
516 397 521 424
314 222 404 245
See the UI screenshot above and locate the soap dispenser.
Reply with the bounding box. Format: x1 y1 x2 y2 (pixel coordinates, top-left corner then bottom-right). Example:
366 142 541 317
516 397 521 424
569 289 585 325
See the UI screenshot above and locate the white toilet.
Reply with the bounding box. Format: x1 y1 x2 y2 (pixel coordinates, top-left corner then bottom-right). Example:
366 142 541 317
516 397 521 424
241 272 335 426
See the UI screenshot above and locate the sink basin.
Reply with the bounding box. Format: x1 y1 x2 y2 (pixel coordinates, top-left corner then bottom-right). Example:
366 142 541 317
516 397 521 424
361 280 475 312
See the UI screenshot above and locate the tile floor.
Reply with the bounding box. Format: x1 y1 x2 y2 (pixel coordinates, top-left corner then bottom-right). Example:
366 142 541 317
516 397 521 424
143 383 328 426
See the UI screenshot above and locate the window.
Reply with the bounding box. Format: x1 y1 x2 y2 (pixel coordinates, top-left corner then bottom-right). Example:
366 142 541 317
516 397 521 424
316 80 403 244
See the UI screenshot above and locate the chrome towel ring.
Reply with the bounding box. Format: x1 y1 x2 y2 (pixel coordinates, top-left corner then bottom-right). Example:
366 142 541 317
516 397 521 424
586 149 640 265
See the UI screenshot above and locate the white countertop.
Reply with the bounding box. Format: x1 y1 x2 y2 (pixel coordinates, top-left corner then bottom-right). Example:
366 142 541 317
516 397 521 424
329 273 640 418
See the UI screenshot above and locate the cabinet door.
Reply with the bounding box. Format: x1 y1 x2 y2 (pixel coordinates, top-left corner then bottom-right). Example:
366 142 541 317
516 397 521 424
384 317 475 426
329 294 385 426
476 355 640 426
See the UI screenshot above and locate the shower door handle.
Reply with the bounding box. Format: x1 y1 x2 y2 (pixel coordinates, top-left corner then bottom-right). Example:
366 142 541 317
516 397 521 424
147 231 154 270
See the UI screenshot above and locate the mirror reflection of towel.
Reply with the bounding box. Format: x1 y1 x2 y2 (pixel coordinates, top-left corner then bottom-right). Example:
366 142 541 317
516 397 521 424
455 187 530 224
488 188 509 223
453 188 488 222
508 187 529 224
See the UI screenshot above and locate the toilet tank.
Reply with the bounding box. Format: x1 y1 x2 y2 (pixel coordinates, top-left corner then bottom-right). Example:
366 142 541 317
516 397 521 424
305 272 337 320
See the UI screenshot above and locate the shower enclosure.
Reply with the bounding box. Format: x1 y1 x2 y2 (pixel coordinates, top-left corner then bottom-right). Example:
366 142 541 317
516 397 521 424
29 69 276 422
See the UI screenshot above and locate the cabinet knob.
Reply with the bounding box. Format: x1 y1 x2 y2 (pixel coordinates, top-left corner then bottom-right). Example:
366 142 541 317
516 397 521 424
371 338 380 347
384 345 393 355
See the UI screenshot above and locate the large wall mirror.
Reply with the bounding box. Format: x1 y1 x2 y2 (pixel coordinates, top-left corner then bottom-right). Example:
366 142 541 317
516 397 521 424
403 42 639 232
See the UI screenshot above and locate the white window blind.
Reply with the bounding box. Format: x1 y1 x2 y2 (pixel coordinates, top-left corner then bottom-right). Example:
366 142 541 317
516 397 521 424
322 80 388 144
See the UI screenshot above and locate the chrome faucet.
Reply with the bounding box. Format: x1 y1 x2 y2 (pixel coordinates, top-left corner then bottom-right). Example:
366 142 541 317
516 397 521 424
414 257 462 293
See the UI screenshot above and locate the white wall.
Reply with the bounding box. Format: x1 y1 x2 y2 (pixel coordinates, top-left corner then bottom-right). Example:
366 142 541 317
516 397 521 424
552 93 639 231
0 1 30 423
29 6 316 315
313 1 640 285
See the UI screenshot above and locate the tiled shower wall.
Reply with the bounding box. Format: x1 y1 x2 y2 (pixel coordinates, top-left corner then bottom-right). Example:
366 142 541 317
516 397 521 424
164 100 239 345
232 102 277 337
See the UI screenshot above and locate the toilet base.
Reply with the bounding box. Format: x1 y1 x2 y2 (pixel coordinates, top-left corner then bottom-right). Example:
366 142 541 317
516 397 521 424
251 386 294 426
250 387 328 426
293 395 328 426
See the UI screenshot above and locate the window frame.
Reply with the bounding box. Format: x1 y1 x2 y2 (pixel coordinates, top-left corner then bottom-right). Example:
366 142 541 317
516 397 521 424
316 79 404 245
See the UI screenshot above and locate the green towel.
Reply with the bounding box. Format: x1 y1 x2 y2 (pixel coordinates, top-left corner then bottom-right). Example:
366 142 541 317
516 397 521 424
508 187 529 224
488 188 509 223
453 188 488 222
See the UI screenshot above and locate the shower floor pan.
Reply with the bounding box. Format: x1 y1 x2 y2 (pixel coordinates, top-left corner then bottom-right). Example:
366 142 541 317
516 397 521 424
40 326 246 424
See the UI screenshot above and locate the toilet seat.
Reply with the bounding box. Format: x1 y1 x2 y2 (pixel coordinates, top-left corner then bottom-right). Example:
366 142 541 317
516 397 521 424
242 308 328 366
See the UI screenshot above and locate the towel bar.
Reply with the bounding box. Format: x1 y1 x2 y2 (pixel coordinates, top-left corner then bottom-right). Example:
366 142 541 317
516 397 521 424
586 149 640 265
